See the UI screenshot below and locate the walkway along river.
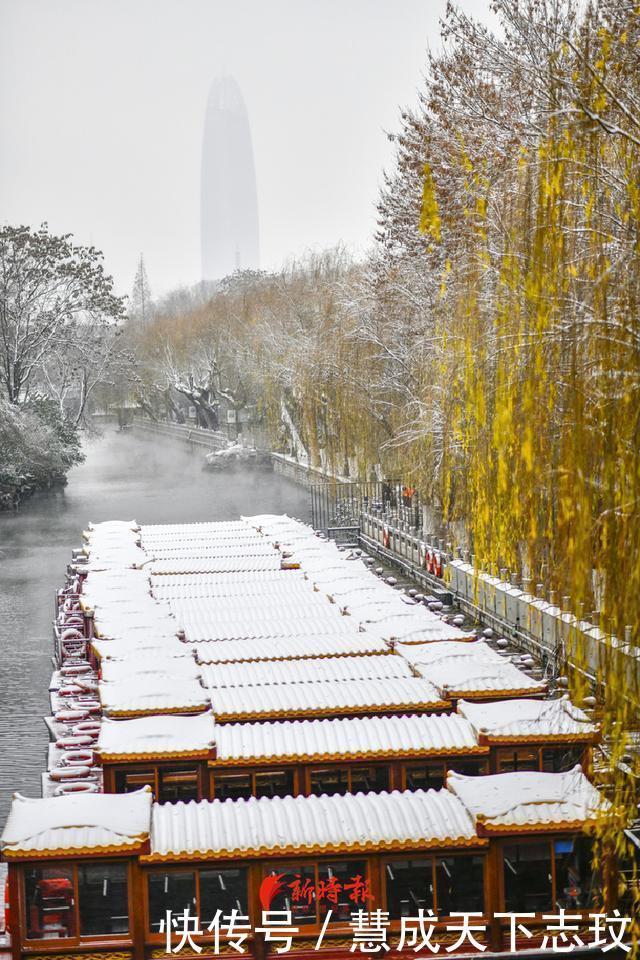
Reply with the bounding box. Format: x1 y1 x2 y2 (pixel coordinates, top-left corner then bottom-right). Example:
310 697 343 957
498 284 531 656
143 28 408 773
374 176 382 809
0 428 309 823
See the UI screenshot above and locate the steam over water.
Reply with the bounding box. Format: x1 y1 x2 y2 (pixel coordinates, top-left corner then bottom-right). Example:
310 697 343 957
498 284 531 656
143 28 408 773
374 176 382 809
0 429 310 822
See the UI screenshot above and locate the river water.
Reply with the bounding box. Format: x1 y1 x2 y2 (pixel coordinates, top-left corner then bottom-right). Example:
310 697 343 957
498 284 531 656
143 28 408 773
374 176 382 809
0 428 310 824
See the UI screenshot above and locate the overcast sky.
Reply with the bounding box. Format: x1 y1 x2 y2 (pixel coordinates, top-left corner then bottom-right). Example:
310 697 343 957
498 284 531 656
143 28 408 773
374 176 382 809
0 0 493 298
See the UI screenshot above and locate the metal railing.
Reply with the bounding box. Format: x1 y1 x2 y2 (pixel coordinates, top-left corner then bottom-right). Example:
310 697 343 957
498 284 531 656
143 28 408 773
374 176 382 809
133 416 227 451
310 479 402 537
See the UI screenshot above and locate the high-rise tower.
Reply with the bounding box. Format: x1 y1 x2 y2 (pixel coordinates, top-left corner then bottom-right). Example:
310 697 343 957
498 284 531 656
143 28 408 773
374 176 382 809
201 76 259 282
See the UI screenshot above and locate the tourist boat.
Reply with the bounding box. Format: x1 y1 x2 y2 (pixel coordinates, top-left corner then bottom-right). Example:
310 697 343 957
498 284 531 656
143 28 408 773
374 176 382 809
0 515 628 957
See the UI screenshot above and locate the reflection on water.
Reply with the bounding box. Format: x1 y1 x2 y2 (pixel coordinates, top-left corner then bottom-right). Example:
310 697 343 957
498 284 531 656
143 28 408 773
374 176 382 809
0 428 310 822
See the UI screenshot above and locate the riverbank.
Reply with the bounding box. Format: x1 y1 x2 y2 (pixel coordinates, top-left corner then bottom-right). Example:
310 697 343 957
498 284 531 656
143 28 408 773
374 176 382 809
0 474 68 512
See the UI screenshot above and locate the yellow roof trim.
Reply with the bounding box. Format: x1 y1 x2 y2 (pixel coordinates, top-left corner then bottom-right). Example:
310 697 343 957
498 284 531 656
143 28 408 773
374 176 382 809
214 701 451 723
210 745 489 767
101 750 213 763
3 840 146 861
141 835 488 864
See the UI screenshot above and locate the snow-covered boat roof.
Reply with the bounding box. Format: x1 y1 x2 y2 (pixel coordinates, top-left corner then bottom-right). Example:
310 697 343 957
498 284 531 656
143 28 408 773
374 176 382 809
141 521 249 535
399 640 503 667
214 713 484 764
191 633 390 664
419 657 547 699
97 713 216 761
92 611 176 641
91 637 191 661
176 609 357 642
147 788 481 861
100 655 201 684
209 676 448 722
200 653 413 689
99 677 210 718
148 556 284 575
150 570 304 601
446 767 605 833
153 579 309 603
457 697 599 743
366 615 474 643
0 788 152 859
144 542 278 559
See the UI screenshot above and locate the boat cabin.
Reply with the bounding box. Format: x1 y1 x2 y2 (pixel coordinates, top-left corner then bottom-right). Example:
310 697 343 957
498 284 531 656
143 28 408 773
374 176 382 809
1 769 607 960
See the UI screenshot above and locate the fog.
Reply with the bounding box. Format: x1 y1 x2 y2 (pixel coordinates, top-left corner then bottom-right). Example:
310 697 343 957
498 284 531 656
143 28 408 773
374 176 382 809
0 0 496 297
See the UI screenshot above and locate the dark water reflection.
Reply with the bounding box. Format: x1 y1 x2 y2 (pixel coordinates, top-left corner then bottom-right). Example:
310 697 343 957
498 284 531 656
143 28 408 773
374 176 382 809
0 428 310 822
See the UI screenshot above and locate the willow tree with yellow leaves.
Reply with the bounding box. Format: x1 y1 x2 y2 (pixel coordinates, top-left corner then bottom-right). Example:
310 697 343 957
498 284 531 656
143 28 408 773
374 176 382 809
390 0 640 940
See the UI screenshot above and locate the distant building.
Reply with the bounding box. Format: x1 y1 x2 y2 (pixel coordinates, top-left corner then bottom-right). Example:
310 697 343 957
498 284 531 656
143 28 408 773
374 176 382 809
201 76 259 282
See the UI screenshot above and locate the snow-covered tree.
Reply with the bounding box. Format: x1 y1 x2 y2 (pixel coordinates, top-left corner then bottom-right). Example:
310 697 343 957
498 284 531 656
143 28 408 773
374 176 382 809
129 254 151 326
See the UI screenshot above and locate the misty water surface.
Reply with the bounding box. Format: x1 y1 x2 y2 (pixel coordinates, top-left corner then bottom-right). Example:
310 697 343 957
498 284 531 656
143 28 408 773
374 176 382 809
0 428 310 822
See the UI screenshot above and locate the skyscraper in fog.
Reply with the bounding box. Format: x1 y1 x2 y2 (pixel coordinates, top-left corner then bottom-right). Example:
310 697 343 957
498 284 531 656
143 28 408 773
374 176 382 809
201 76 259 282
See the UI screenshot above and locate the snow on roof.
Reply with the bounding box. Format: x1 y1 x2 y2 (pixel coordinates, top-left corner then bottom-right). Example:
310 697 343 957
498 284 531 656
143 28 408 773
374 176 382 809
241 513 310 531
149 555 283 575
418 657 547 698
215 712 482 763
399 640 503 667
81 568 151 601
82 553 148 572
99 677 210 717
97 713 216 760
142 521 249 535
86 520 140 532
192 634 390 664
446 767 605 831
148 788 479 861
306 567 375 585
357 612 473 643
160 587 317 607
178 611 360 642
170 591 335 619
144 542 278 559
151 570 300 589
209 676 448 721
1 788 152 857
319 584 393 605
100 656 201 684
91 637 191 661
152 581 308 602
457 697 599 741
93 609 176 639
144 532 266 543
200 653 414 689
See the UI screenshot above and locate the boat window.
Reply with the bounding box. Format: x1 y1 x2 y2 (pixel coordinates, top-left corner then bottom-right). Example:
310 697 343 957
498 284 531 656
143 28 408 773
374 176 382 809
264 860 370 927
115 768 157 796
254 769 294 799
402 761 446 791
309 767 350 797
159 767 199 803
318 860 367 923
349 765 390 794
148 871 196 932
267 864 316 925
78 862 129 935
541 747 583 773
214 772 252 800
435 856 484 915
385 858 434 918
553 837 595 909
446 758 488 777
24 864 76 940
199 868 248 925
503 842 553 912
496 748 539 773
